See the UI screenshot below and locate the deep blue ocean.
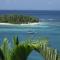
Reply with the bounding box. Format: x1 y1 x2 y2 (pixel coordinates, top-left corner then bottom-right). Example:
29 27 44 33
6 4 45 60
0 10 60 60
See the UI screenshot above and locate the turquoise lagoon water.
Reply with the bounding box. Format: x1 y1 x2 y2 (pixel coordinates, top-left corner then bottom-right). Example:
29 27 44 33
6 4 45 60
0 22 60 60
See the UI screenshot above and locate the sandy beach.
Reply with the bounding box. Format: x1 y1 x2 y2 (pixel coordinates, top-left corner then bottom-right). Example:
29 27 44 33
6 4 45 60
0 22 41 26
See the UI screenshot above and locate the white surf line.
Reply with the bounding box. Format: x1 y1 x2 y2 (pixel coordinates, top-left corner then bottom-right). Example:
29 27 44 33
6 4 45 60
0 22 40 26
0 23 14 25
0 22 49 27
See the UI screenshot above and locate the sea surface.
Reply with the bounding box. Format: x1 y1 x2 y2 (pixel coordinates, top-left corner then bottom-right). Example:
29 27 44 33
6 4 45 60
0 10 60 60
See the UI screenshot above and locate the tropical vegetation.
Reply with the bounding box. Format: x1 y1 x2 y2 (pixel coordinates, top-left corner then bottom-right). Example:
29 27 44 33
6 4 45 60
0 14 39 24
0 36 60 60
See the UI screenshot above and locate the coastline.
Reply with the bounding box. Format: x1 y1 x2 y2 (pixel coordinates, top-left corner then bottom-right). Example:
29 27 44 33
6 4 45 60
0 22 40 26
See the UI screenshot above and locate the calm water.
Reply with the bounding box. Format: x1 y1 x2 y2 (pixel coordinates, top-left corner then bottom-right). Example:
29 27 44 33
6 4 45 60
0 10 60 60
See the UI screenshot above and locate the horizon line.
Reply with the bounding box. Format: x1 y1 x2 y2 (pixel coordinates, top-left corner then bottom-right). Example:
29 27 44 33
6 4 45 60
0 9 60 11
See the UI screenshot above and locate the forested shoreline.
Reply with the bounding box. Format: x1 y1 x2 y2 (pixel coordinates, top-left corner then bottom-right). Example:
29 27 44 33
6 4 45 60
0 14 39 24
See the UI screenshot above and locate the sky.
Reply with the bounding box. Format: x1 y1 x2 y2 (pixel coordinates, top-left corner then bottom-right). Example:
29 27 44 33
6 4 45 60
0 0 60 10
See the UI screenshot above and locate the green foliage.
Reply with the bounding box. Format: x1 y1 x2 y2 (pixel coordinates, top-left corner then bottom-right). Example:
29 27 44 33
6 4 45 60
0 36 59 60
0 14 39 24
0 48 4 60
1 37 11 60
13 36 19 47
11 37 33 60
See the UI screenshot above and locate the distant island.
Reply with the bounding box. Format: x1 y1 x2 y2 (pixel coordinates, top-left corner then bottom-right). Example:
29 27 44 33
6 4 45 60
0 14 39 24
